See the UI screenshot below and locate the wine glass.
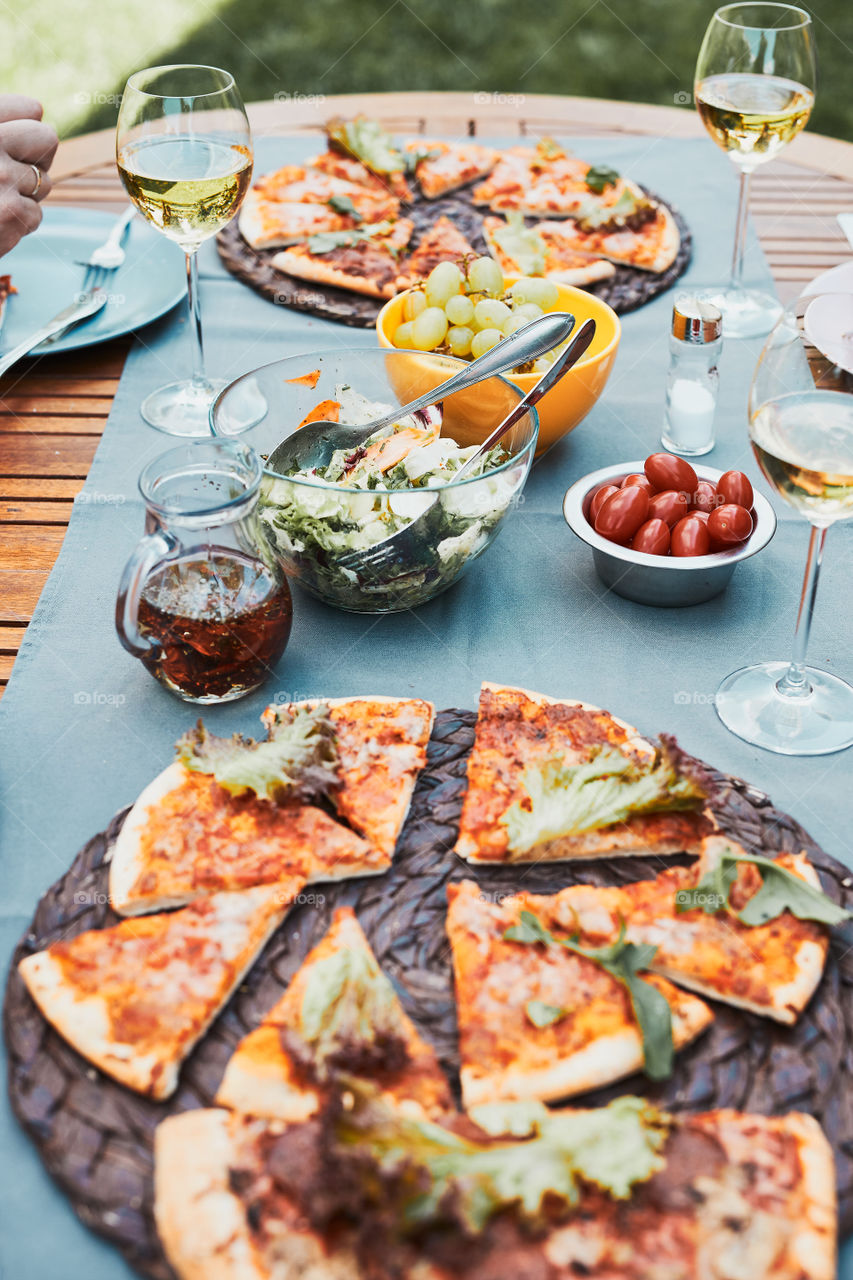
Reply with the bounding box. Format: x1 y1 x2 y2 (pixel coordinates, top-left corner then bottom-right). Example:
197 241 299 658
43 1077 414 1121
715 308 853 754
694 4 815 339
117 65 256 436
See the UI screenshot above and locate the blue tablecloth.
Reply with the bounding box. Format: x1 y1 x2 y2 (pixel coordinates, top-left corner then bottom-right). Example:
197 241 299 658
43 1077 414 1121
2 134 851 1279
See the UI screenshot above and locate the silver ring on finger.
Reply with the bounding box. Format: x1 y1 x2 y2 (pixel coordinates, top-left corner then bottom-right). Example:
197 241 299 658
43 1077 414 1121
28 164 43 197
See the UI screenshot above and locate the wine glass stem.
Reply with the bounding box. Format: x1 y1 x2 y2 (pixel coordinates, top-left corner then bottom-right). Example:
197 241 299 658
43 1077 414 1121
185 249 207 390
778 522 827 699
729 167 753 290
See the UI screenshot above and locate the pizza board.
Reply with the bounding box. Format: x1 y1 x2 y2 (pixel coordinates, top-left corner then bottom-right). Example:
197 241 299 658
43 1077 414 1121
6 707 853 1280
216 187 692 328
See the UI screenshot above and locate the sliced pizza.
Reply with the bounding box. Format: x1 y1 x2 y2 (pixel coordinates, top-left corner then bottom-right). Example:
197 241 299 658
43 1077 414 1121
157 1097 835 1280
109 765 385 918
454 682 714 865
620 834 831 1024
405 138 499 199
270 218 414 299
394 215 477 290
324 117 414 201
216 906 452 1120
473 140 641 216
447 878 712 1108
534 207 680 275
483 213 616 286
262 695 435 858
18 885 288 1099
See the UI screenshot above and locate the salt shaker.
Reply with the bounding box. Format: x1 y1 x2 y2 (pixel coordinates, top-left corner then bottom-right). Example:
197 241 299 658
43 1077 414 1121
661 296 723 457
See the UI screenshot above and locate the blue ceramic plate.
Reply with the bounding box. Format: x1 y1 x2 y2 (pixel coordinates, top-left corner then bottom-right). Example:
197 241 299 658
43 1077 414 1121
0 206 186 354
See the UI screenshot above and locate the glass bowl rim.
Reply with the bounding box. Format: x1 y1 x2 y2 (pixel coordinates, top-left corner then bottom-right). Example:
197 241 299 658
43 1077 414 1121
211 348 540 494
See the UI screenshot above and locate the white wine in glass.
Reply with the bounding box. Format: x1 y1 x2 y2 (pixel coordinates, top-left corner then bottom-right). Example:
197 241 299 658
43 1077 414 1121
694 4 815 339
117 66 256 436
715 312 853 755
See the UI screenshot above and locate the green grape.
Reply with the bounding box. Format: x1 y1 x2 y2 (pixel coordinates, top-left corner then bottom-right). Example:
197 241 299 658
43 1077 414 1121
470 327 503 359
403 290 428 322
393 321 416 349
447 325 474 356
473 298 511 331
501 313 529 338
466 256 504 297
425 261 463 308
512 301 545 324
510 277 560 309
411 306 449 351
444 293 475 326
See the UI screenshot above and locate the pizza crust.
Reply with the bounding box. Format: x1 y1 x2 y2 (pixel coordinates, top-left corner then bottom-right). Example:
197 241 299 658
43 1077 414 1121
784 1111 838 1280
155 1109 268 1280
110 762 193 915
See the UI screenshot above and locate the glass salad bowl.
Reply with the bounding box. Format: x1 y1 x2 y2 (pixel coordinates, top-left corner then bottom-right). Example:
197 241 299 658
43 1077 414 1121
211 349 539 613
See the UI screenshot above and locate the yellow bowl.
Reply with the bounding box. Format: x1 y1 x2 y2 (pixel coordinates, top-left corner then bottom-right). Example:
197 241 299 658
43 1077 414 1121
376 282 621 456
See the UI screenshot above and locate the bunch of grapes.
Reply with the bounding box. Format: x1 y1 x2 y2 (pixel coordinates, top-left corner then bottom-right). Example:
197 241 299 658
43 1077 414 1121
391 257 561 369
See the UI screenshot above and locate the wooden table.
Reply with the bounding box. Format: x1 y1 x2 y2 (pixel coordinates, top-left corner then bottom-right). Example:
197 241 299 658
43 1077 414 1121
3 91 853 697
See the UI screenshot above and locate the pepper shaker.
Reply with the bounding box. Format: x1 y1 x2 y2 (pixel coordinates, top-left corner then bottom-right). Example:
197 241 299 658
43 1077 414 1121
661 296 723 457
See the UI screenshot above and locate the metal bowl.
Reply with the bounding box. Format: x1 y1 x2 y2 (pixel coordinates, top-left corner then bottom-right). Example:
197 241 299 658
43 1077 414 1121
562 461 777 607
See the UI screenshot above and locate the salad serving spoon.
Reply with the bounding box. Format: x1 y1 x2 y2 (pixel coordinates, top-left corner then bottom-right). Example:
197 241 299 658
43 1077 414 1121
336 317 596 579
264 310 576 476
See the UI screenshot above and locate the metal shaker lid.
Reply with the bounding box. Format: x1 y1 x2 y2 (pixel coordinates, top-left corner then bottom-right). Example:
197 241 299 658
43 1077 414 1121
671 295 723 343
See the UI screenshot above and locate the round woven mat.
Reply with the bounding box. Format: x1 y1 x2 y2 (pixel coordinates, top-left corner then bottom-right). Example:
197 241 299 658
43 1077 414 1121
6 708 853 1279
216 187 692 328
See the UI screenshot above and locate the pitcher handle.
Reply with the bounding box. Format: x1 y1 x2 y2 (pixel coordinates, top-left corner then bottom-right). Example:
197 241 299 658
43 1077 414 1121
115 529 178 658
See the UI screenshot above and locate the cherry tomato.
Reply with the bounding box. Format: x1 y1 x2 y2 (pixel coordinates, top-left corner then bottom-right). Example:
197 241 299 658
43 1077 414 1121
589 484 619 524
594 485 650 545
671 515 711 557
691 480 721 515
647 488 690 527
692 510 710 524
644 452 698 496
707 503 753 548
621 472 654 495
717 470 754 509
632 517 671 556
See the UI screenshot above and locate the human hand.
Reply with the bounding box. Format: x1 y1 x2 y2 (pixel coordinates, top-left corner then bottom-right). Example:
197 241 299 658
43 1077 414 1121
0 96 58 256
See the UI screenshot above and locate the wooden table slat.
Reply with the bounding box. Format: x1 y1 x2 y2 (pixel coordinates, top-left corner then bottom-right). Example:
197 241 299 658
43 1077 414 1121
0 435 99 476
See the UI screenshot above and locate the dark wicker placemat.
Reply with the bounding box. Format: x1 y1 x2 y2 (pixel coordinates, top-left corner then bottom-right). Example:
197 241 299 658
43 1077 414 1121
6 707 853 1279
216 187 692 327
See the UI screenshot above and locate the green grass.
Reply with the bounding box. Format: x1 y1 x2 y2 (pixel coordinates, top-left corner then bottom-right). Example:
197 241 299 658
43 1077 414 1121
4 0 853 142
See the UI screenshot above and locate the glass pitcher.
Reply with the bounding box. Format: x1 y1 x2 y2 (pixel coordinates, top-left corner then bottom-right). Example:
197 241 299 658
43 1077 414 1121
116 439 292 703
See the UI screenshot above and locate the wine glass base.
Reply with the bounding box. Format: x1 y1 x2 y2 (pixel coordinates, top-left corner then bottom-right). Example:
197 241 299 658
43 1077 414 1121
698 286 783 340
715 662 853 755
141 378 266 437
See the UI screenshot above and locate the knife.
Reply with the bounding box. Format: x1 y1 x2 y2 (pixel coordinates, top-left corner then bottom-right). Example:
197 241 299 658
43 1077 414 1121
0 288 108 377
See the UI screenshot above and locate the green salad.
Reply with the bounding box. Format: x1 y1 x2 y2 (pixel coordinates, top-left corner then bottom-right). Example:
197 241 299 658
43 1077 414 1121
260 386 522 612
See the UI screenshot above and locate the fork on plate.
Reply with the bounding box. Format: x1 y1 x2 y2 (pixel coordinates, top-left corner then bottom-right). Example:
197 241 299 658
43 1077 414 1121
76 205 136 292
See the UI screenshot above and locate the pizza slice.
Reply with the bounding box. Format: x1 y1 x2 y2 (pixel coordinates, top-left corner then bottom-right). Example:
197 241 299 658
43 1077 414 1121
18 885 288 1099
534 207 680 274
238 194 357 251
621 834 831 1023
394 214 477 290
156 1096 836 1280
483 214 616 286
262 695 435 858
270 218 414 299
454 682 714 864
448 878 712 1108
325 117 414 201
216 906 452 1120
109 706 395 917
248 163 399 218
404 138 499 199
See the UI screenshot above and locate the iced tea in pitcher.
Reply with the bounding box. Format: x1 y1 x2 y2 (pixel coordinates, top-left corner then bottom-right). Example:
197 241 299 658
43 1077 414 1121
117 441 292 702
